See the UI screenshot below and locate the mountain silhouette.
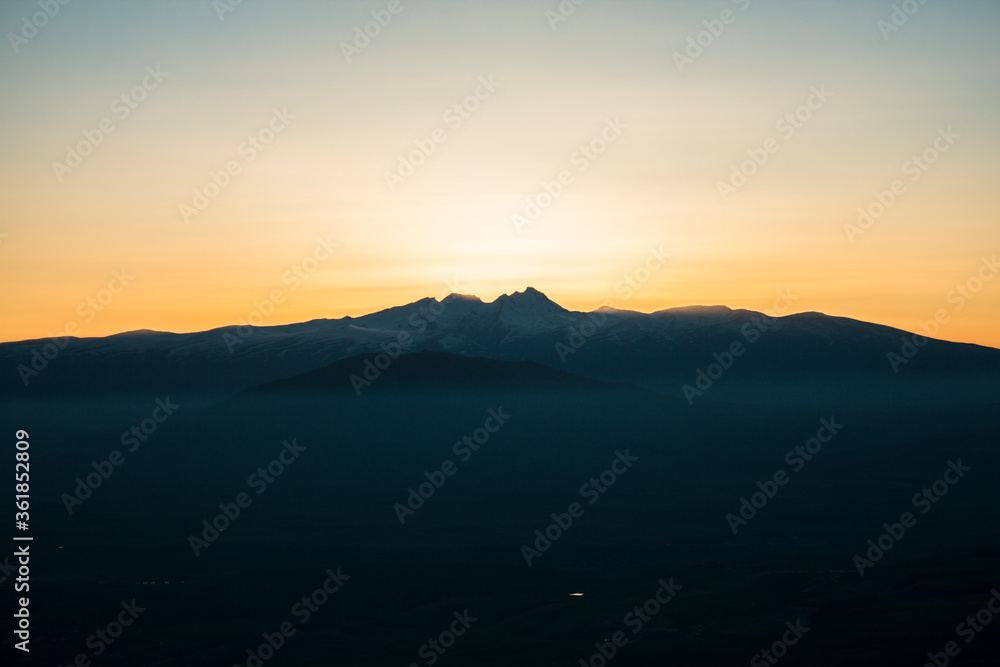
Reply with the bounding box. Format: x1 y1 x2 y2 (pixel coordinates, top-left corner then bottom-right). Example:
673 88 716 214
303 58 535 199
2 289 998 410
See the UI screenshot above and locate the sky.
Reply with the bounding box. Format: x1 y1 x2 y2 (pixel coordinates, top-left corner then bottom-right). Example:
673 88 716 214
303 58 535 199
1 0 998 347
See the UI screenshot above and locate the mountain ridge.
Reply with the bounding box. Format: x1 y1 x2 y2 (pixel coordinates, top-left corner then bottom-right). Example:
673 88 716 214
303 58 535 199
2 287 994 351
2 288 998 409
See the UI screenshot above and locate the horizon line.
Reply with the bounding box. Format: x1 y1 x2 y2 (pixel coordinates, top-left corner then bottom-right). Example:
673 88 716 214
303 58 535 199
0 288 995 352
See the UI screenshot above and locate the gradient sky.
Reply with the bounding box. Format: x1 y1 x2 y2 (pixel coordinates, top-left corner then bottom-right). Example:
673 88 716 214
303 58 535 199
1 0 998 346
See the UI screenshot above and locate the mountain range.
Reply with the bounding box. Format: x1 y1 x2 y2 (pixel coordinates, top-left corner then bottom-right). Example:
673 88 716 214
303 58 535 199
3 287 999 410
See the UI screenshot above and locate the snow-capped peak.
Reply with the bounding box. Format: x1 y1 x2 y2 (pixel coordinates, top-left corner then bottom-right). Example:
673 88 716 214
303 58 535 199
489 287 573 329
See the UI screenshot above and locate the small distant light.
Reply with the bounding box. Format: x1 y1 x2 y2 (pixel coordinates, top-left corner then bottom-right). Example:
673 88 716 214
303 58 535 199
570 593 584 597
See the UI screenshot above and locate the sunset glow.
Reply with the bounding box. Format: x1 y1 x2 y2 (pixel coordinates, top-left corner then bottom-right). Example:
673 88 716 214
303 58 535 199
1 0 998 347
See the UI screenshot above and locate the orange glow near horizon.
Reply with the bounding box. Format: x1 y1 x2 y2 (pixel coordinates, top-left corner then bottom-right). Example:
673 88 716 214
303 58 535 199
1 1 998 349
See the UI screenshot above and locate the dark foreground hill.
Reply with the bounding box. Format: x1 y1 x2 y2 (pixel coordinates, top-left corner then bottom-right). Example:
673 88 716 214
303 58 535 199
4 350 999 666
